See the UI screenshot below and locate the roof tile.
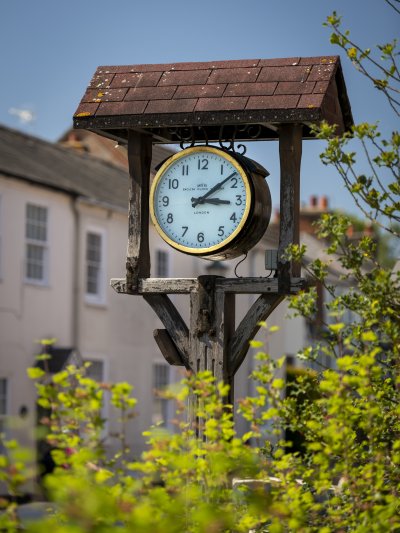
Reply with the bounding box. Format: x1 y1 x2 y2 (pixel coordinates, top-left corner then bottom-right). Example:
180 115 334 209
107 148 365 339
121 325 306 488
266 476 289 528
307 64 336 81
246 95 300 110
258 57 300 67
258 65 310 82
89 73 115 89
299 56 338 65
314 81 330 94
275 81 315 95
74 102 100 117
195 97 248 112
174 84 226 99
159 70 211 86
224 82 277 97
298 94 325 108
82 88 128 103
208 67 260 84
110 72 163 88
96 101 147 116
96 64 176 73
170 59 260 70
145 98 197 114
125 86 176 101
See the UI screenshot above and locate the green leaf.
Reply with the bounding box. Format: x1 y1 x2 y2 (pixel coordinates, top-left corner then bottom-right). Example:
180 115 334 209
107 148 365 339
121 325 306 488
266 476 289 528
26 367 45 379
361 330 378 342
328 323 345 333
249 340 264 348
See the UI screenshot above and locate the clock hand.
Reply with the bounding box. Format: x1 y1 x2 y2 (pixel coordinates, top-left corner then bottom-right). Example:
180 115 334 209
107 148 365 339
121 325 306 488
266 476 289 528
191 171 237 207
191 198 231 206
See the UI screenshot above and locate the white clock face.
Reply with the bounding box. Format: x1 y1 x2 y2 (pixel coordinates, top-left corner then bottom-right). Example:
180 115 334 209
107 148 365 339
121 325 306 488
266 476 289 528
150 147 251 254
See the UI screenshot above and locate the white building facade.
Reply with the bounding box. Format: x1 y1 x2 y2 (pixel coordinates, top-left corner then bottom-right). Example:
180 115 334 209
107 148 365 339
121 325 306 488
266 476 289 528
0 125 309 460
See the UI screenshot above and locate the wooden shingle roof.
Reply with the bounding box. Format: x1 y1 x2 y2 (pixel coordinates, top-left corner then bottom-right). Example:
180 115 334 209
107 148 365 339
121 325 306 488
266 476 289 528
74 56 353 144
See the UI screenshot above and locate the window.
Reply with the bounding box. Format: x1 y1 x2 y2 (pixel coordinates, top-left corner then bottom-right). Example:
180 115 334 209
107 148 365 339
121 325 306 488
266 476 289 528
152 363 171 426
86 359 104 383
85 359 108 435
156 250 169 277
85 231 106 303
25 203 48 283
0 379 8 433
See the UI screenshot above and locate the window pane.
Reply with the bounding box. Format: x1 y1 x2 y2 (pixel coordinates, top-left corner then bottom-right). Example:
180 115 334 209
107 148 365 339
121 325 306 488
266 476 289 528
86 360 104 382
152 364 170 426
153 363 169 390
86 233 102 296
26 244 44 280
26 204 47 242
86 234 101 262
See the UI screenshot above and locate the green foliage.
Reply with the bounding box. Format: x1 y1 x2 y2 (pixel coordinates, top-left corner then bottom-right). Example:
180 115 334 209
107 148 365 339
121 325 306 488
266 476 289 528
320 5 400 246
0 3 399 531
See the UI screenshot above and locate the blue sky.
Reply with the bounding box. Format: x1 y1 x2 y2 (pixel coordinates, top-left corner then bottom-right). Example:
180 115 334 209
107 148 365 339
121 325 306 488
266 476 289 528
1 0 397 214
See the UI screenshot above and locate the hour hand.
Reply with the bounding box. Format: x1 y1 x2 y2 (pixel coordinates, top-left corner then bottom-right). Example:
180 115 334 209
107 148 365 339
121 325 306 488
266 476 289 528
191 171 237 207
191 197 231 206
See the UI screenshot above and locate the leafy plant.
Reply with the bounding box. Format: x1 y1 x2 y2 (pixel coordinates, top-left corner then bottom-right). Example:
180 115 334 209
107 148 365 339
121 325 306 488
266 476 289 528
1 2 399 531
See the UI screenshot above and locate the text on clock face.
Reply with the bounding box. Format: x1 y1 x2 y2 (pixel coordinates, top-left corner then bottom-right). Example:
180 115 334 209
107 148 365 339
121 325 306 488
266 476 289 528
153 151 250 250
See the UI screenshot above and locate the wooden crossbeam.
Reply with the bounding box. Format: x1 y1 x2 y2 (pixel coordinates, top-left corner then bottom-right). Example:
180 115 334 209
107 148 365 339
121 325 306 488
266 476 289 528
111 277 306 295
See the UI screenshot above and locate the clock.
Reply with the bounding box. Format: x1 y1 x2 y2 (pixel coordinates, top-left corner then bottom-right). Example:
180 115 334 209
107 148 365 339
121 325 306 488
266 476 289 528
149 146 272 260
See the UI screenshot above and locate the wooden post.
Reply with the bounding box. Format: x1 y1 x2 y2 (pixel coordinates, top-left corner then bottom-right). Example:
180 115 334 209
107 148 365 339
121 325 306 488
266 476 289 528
278 124 302 291
126 130 152 293
112 125 305 433
188 276 235 428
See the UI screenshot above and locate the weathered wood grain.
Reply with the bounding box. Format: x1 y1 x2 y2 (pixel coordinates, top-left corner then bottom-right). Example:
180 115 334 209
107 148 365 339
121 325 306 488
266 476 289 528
111 277 306 295
143 294 190 369
153 329 184 366
126 130 152 293
216 277 305 294
110 278 198 294
188 276 236 430
229 294 284 376
278 124 302 290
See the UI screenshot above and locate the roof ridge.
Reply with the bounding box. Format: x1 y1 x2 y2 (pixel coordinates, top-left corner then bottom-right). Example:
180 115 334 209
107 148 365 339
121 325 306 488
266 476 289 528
0 122 129 174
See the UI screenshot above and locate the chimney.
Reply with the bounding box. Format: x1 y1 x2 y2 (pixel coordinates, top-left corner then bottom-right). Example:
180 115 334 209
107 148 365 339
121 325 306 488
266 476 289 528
319 195 329 211
310 195 318 208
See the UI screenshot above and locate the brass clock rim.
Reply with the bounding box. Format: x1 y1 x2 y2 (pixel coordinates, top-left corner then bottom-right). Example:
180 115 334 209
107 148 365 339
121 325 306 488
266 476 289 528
149 146 253 256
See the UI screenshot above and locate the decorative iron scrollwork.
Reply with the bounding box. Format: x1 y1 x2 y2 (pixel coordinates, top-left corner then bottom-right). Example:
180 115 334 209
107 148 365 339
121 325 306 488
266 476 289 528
167 123 263 154
218 125 247 155
167 126 209 150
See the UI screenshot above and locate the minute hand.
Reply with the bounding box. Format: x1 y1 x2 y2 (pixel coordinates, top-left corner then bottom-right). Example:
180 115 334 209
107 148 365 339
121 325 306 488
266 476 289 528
191 171 237 207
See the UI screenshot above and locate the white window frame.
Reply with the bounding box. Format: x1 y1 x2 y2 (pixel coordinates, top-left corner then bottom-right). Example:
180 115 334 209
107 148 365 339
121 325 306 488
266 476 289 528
24 203 49 285
85 228 107 305
155 249 170 278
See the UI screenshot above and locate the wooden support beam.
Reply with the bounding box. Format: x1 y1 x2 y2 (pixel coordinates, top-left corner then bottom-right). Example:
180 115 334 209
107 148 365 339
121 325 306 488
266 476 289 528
278 123 302 291
111 277 306 295
229 294 284 376
143 294 190 369
153 329 184 366
188 276 236 429
126 130 152 293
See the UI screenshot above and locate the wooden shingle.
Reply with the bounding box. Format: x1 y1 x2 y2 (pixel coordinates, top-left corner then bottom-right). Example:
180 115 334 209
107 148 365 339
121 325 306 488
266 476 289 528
74 56 353 143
